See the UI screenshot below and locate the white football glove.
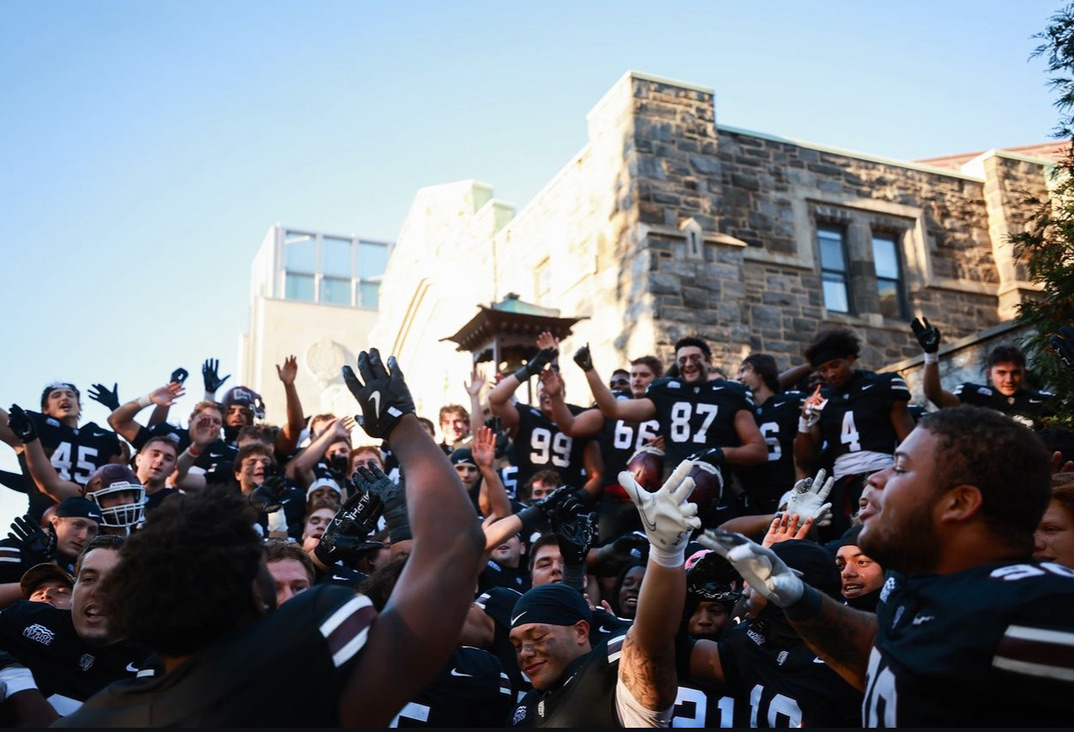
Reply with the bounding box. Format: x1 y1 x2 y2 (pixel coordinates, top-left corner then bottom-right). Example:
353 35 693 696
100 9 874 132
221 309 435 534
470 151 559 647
697 529 804 606
799 398 827 431
618 459 701 567
777 468 834 527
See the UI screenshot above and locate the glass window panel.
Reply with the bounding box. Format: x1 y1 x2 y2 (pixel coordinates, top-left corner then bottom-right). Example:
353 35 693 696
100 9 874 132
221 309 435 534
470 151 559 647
818 229 846 271
322 237 352 278
284 233 316 273
359 281 380 309
358 242 388 279
877 279 901 319
822 275 849 313
872 236 900 279
285 273 315 302
321 277 352 306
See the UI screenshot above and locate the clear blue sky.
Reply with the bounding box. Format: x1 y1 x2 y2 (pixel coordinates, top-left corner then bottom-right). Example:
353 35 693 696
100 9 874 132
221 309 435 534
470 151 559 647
0 0 1065 526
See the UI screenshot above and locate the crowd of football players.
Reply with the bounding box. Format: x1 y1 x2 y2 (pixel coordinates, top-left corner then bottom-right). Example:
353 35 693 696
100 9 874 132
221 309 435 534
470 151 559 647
0 318 1072 726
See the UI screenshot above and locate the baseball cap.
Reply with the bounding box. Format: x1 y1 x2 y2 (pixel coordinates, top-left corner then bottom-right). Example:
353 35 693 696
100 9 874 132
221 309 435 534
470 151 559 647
307 476 343 500
20 563 74 599
449 449 477 467
54 497 104 523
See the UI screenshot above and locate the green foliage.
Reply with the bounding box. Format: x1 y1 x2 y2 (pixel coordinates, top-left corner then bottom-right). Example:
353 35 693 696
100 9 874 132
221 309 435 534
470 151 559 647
1011 4 1074 426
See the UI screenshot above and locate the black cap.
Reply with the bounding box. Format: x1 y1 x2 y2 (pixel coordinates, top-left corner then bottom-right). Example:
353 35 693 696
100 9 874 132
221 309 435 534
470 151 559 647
510 583 592 629
20 563 74 598
55 497 104 523
449 448 476 467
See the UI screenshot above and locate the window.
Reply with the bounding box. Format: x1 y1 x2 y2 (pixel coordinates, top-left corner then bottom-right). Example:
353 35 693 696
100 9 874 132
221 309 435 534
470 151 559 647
818 226 850 313
359 281 380 309
871 233 905 319
322 237 353 278
534 258 551 301
285 273 315 302
320 277 352 306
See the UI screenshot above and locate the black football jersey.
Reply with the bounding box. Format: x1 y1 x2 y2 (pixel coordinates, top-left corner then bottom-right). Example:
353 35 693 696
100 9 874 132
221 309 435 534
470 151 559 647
509 634 626 727
672 677 737 728
864 561 1074 727
475 587 530 699
479 558 530 595
514 404 593 491
55 585 376 726
645 378 755 470
817 372 909 466
735 391 805 513
132 422 236 474
717 618 862 727
0 600 153 714
391 645 514 727
19 413 124 521
596 403 660 499
953 383 1055 431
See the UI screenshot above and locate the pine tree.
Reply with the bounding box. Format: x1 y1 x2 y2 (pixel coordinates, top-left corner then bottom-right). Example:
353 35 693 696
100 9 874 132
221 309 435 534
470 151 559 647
1011 3 1074 426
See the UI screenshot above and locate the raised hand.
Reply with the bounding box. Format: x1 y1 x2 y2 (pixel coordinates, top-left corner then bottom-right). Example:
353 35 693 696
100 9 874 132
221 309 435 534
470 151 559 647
800 385 827 430
483 415 509 459
554 511 599 566
314 489 385 565
514 333 559 382
248 475 288 514
573 343 594 372
910 317 941 354
618 459 702 564
341 349 415 439
8 515 55 560
87 383 121 411
697 529 804 607
762 513 816 547
276 355 298 385
353 463 409 541
778 468 834 527
464 368 486 397
471 425 496 469
1049 324 1074 377
7 405 38 444
532 485 587 526
150 382 186 407
202 358 231 394
538 366 564 399
170 368 189 385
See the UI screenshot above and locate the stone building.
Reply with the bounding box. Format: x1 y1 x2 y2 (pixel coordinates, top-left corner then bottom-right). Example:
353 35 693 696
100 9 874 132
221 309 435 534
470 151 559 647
368 70 1062 419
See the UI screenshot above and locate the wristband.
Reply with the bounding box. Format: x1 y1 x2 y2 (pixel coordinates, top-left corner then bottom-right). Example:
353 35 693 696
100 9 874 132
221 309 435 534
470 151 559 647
511 365 532 383
923 352 939 364
798 416 812 433
137 394 152 408
186 445 203 458
516 505 542 538
783 583 824 622
0 665 36 699
648 545 685 568
562 562 586 591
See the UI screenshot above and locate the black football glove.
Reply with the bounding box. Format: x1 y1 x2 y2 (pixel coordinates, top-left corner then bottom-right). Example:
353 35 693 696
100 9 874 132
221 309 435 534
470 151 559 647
8 515 55 561
910 317 941 354
591 531 649 577
353 463 410 542
1049 325 1074 378
573 343 594 372
315 490 385 566
342 349 416 439
7 405 37 444
484 416 510 459
170 367 189 385
202 358 231 393
513 346 558 382
87 383 121 412
517 485 587 537
247 476 288 514
688 446 725 468
554 511 598 566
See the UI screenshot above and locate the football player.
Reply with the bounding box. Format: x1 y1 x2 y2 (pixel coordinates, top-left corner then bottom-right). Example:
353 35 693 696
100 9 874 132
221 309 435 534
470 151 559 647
793 327 914 539
488 332 603 501
702 405 1074 726
913 317 1055 430
0 387 124 521
58 348 485 727
581 336 768 526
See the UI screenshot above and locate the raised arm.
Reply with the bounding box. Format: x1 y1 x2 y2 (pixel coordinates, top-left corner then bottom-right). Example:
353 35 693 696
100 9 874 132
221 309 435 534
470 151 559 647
172 411 218 494
0 407 19 450
539 367 604 438
574 344 657 423
472 425 512 521
6 406 80 502
698 529 876 691
337 349 484 727
617 461 701 717
488 336 559 438
464 368 487 438
912 318 959 409
792 385 825 475
107 382 185 444
274 355 305 455
289 418 350 490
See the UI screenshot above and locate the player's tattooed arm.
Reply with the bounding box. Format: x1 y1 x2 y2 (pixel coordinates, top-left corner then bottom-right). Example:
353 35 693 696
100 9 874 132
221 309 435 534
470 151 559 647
789 593 877 692
619 633 679 710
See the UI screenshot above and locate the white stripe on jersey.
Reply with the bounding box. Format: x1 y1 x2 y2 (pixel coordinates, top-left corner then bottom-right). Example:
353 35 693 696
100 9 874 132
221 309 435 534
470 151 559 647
607 633 628 663
319 594 375 668
993 625 1074 682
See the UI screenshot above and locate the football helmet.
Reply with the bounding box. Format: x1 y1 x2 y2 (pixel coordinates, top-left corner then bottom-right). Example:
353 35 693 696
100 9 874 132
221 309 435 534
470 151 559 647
83 464 146 534
221 386 266 420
